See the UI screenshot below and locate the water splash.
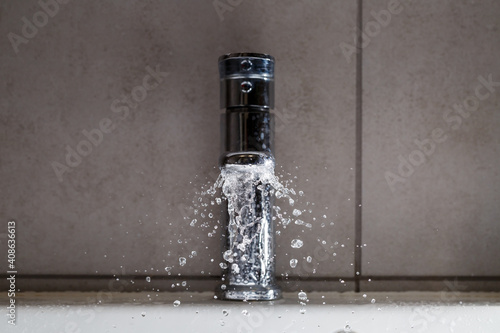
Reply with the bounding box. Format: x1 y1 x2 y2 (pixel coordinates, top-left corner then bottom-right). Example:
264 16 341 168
298 290 308 314
169 161 340 291
291 239 304 248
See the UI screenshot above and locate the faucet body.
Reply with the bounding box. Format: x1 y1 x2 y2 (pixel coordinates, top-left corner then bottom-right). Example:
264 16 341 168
216 53 281 301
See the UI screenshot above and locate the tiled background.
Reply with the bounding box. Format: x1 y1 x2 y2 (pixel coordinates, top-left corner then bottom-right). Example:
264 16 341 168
0 0 498 292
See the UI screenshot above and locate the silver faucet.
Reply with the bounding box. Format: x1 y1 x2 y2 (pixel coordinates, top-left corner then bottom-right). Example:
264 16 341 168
215 53 282 301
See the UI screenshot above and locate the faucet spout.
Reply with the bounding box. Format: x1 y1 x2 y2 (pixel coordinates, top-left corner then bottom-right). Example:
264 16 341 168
216 53 281 301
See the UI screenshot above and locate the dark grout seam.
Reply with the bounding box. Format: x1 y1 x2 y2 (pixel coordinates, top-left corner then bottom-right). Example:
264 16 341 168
3 274 500 282
361 276 500 281
354 0 363 293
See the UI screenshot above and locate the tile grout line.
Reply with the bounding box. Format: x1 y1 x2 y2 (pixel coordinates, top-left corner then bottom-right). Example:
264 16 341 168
4 274 500 281
354 0 363 293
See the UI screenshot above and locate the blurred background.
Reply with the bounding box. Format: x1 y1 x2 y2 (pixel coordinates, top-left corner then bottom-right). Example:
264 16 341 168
1 0 499 293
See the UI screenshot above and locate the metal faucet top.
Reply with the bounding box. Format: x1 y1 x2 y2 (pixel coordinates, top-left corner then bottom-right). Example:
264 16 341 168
218 53 274 79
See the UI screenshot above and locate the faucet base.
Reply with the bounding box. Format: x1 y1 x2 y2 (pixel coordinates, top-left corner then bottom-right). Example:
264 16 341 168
215 284 282 301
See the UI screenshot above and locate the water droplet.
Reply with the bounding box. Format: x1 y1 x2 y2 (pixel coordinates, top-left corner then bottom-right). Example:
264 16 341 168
344 324 351 332
179 257 186 266
219 262 228 269
362 294 367 298
173 300 181 307
222 309 229 316
291 239 303 248
190 219 197 226
141 312 146 317
220 284 226 290
371 298 376 304
290 259 298 268
223 250 233 263
298 291 307 301
299 308 306 314
164 266 172 272
306 256 312 263
241 310 249 316
181 281 187 287
191 251 197 257
220 320 225 326
146 276 151 283
292 209 302 216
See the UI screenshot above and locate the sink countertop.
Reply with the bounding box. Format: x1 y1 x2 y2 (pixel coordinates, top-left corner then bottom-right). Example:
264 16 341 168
6 291 500 332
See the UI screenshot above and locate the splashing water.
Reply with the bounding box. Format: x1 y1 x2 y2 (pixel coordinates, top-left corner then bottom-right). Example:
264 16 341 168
168 159 340 290
204 158 297 233
298 290 308 314
291 239 304 248
202 157 300 284
179 257 186 266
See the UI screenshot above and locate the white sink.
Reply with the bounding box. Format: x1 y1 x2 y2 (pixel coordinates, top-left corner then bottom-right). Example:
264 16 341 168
7 291 500 332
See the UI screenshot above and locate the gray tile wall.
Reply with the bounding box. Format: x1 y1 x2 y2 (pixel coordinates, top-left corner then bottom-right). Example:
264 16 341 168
0 0 498 292
362 0 500 281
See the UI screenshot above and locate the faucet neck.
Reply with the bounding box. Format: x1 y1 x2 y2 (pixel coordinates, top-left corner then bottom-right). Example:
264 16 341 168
221 107 274 157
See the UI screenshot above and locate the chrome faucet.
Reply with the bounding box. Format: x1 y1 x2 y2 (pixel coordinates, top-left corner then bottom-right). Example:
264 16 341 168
216 53 282 301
